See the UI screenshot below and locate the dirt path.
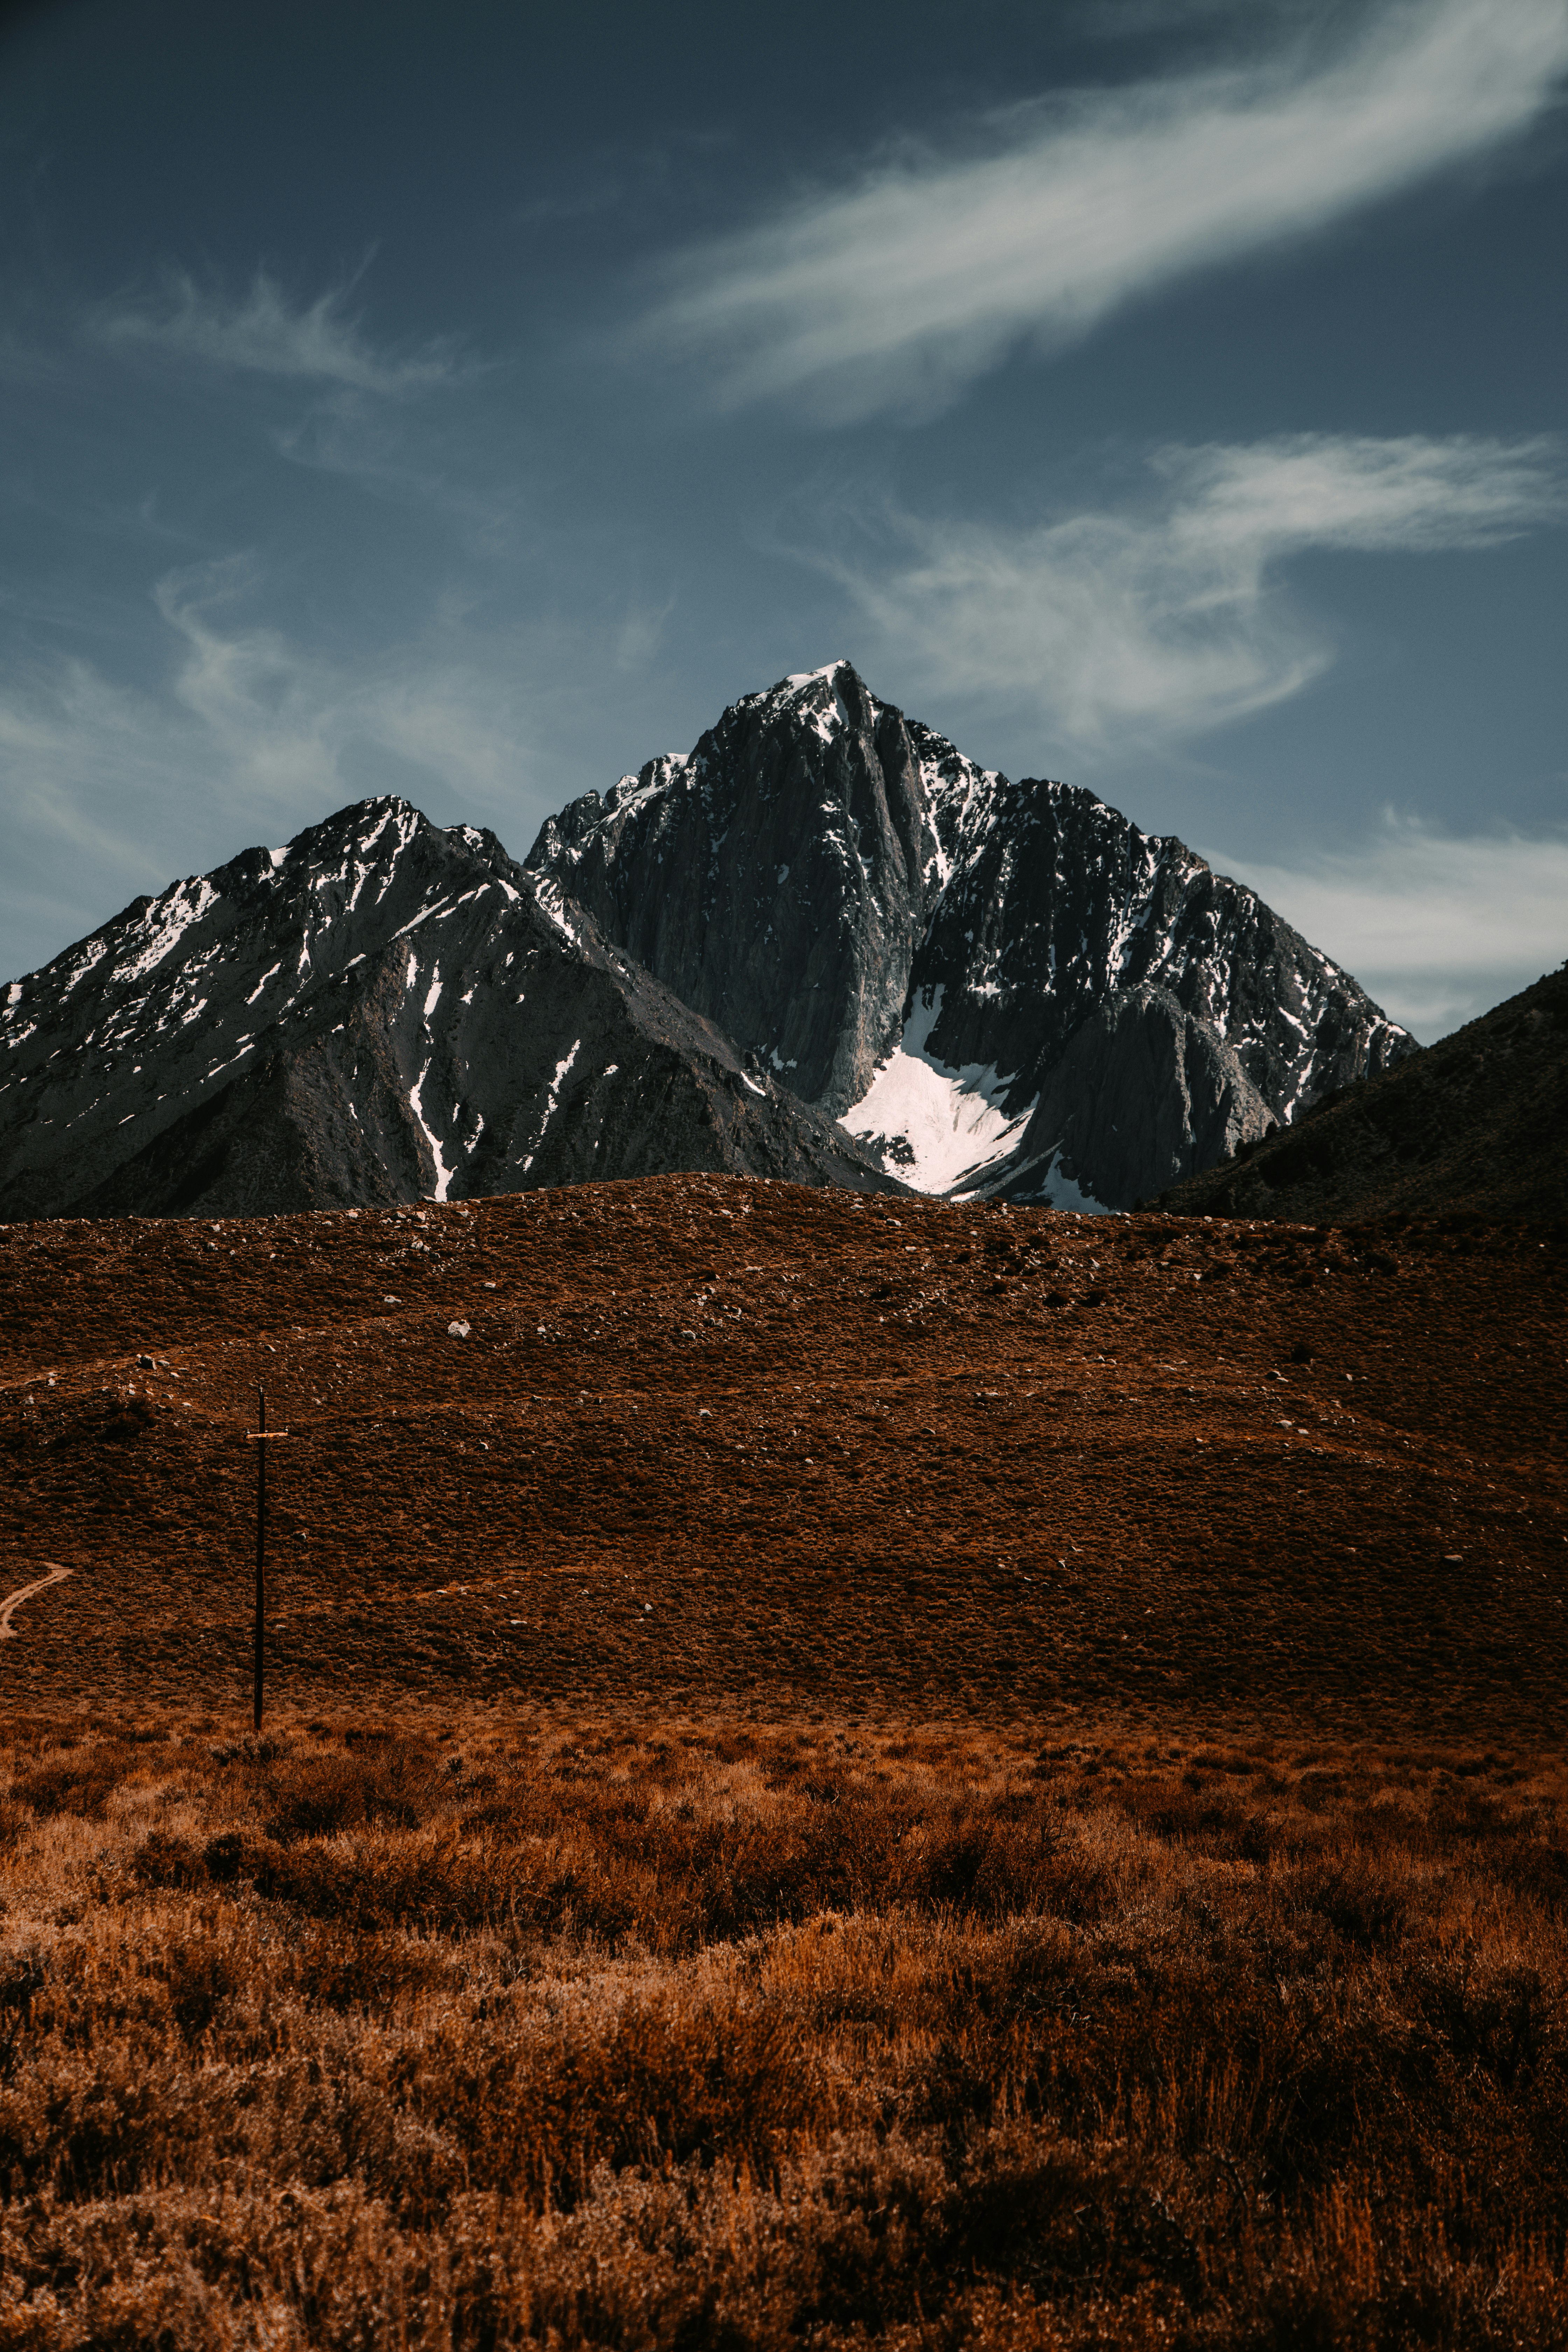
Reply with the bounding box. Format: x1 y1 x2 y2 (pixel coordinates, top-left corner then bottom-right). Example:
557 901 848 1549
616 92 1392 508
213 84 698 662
0 1564 72 1640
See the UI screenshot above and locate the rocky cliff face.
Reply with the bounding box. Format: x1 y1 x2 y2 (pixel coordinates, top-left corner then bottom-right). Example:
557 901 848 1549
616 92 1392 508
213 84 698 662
1153 960 1568 1227
0 799 899 1221
531 661 1413 1210
528 662 934 1115
994 986 1277 1212
906 747 1406 1128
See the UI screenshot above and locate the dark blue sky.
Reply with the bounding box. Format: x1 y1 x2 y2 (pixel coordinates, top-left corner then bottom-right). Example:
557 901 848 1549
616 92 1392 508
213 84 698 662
3 0 1566 1035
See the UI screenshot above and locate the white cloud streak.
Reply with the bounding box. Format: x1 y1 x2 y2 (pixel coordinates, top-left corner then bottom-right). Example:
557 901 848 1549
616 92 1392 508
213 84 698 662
641 0 1568 419
90 270 461 394
0 558 542 979
1210 817 1568 1038
147 558 533 806
817 433 1567 745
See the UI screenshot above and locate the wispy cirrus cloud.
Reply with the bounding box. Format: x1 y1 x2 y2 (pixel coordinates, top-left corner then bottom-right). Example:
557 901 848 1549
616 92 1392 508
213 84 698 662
815 433 1568 745
1210 816 1568 1040
143 556 530 806
639 0 1568 420
88 269 463 395
0 555 546 979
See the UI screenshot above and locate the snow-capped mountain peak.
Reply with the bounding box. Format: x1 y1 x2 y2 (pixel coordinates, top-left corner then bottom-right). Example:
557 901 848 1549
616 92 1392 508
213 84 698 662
2 662 1414 1222
528 663 1413 1208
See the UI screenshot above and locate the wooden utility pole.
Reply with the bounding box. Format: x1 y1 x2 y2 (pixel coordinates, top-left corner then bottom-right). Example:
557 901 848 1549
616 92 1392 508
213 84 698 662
254 1383 267 1730
248 1384 289 1731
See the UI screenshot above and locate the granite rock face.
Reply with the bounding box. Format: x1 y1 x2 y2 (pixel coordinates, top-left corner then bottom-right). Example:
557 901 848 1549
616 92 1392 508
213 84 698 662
993 985 1278 1211
0 799 899 1221
907 754 1407 1132
531 662 1414 1209
1153 959 1568 1226
527 662 936 1116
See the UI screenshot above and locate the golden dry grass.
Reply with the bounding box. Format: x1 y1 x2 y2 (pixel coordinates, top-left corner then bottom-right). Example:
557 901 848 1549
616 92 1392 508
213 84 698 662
2 1707 1567 2348
3 1178 1564 2339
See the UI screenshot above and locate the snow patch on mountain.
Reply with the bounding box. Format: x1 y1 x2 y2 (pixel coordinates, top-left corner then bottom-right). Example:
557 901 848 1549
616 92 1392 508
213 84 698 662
533 876 581 946
409 1055 456 1202
963 1144 1112 1214
842 985 1033 1195
779 658 855 744
523 1040 581 1175
118 878 218 982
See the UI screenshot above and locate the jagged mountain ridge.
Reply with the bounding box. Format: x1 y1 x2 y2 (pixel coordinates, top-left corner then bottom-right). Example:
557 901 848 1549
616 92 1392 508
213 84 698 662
0 799 898 1221
528 660 1413 1208
1152 960 1568 1226
4 658 1413 1222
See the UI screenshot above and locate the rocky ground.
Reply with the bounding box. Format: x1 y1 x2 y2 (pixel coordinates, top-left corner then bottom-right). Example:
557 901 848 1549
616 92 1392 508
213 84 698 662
2 1176 1563 1744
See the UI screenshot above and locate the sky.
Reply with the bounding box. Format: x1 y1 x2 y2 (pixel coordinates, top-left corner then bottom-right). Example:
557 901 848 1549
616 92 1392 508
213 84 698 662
1 0 1566 1041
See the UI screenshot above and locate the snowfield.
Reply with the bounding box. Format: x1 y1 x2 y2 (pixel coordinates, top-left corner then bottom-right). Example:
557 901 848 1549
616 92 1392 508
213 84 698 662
841 986 1032 1196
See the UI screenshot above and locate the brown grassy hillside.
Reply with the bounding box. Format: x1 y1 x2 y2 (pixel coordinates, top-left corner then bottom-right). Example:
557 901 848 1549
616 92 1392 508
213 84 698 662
2 1178 1566 2345
2 1174 1565 1742
3 1710 1568 2349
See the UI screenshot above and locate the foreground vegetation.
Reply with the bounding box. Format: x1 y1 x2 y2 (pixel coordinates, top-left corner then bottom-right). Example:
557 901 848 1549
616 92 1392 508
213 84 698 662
1 1709 1565 2348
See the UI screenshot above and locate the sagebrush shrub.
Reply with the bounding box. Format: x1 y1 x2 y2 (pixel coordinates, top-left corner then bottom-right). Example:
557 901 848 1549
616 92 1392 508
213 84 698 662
1 1710 1564 2349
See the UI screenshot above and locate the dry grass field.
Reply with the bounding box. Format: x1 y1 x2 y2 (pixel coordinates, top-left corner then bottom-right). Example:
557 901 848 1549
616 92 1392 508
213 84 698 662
3 1712 1568 2349
2 1176 1566 2344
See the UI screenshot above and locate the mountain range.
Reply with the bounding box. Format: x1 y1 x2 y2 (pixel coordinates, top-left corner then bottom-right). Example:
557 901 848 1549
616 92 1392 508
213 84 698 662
0 660 1413 1223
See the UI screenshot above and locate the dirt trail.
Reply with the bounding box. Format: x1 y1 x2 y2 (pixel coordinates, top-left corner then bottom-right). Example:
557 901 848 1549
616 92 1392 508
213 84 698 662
0 1563 72 1639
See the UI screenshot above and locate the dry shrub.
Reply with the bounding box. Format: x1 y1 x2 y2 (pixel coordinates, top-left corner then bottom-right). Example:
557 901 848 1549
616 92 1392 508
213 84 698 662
9 1743 149 1820
292 1925 452 2013
1 1711 1566 2348
131 1830 209 1890
411 1998 821 2217
152 1911 250 2038
1290 1846 1409 1948
260 1738 441 1842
